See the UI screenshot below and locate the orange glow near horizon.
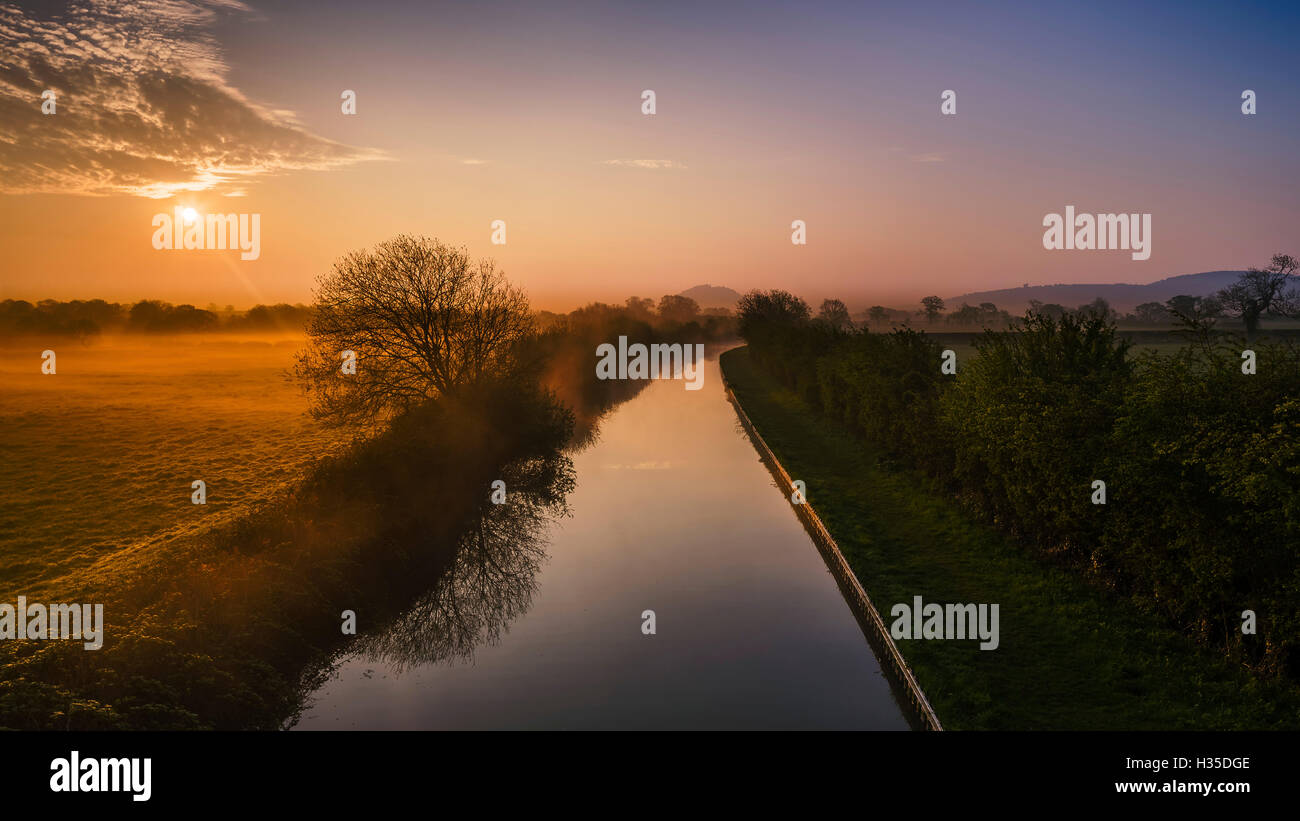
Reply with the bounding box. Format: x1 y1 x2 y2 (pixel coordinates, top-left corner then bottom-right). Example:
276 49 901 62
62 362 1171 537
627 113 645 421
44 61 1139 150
0 2 1295 313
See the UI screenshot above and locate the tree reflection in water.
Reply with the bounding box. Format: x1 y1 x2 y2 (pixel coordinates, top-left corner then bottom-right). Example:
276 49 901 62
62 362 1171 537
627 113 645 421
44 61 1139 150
350 449 574 671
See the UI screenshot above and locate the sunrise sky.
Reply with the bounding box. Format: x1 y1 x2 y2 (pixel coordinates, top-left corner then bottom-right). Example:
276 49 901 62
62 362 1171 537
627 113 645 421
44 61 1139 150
1 0 1297 311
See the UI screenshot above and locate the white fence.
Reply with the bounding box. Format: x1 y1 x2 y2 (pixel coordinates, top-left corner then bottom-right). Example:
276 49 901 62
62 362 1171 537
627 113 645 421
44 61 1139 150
724 381 944 731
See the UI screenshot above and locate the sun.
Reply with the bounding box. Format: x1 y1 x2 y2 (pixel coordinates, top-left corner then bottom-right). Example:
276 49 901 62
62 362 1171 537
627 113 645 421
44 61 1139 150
182 207 198 224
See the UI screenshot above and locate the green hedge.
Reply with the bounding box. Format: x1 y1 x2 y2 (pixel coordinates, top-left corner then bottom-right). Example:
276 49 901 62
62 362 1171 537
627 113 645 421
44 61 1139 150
739 293 1300 679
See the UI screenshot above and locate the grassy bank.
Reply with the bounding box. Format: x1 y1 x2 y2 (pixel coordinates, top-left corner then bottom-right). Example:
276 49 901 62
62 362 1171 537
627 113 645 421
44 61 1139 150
721 345 1300 730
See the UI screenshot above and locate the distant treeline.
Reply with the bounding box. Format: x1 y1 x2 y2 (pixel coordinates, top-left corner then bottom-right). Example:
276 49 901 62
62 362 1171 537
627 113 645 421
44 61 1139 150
740 289 1300 681
854 294 1291 330
0 293 736 338
537 295 734 342
0 299 314 336
524 296 736 433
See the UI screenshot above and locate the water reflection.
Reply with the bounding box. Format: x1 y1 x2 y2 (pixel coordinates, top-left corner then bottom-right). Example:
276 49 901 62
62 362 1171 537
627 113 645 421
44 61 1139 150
351 452 572 671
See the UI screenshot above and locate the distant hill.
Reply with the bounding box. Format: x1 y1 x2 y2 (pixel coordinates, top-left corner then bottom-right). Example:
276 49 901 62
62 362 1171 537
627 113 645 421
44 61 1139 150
679 284 741 310
945 271 1244 313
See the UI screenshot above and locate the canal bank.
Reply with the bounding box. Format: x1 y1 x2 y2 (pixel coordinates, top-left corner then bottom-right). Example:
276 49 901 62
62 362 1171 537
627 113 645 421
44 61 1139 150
719 345 1300 730
723 373 942 731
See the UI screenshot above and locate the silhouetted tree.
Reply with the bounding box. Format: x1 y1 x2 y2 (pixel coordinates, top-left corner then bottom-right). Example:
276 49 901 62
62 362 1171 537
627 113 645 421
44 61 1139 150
657 294 700 324
294 235 533 429
947 303 982 326
1164 294 1223 350
1133 301 1169 325
816 298 854 331
624 296 654 321
737 289 810 336
1076 297 1117 323
921 295 944 324
1216 254 1299 341
1028 300 1068 320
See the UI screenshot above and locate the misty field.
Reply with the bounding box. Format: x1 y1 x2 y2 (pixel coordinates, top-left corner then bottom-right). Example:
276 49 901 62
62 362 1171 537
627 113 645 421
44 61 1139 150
0 334 349 601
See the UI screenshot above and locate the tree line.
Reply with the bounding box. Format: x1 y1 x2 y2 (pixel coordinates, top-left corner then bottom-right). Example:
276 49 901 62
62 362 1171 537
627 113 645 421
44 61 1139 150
0 298 315 336
738 259 1300 681
1 290 733 341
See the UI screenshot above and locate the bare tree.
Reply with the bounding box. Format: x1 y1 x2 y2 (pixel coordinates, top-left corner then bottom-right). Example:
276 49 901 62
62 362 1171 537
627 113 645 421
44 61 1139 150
1216 254 1299 342
294 235 533 429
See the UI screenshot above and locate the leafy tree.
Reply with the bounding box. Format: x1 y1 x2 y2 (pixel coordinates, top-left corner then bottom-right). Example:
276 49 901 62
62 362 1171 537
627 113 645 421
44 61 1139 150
1164 294 1223 350
947 303 982 326
1077 297 1117 323
816 298 854 331
623 297 654 321
127 300 218 332
656 294 700 324
1027 300 1068 319
921 295 945 323
1133 301 1169 325
867 305 889 326
737 289 810 338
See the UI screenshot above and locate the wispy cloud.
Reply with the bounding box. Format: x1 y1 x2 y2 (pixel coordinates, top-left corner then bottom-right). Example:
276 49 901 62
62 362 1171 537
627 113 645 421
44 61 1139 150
0 0 381 197
600 159 686 170
460 158 488 166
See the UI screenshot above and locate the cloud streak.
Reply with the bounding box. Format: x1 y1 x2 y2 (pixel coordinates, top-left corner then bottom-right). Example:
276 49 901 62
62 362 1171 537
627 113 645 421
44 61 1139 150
0 0 379 197
600 159 687 170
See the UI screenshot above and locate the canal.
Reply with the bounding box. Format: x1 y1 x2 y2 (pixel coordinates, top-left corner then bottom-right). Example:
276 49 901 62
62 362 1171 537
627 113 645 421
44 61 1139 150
295 351 909 729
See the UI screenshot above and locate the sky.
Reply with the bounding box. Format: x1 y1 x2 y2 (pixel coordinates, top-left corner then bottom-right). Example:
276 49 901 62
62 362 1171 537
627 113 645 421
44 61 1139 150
1 0 1297 311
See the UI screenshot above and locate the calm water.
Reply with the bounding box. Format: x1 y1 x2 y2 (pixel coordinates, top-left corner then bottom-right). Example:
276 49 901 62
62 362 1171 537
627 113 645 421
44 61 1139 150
295 353 909 730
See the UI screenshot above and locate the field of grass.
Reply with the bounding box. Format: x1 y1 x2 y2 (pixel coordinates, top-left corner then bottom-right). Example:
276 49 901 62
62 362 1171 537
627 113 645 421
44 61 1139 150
0 334 349 601
913 328 1300 364
721 345 1300 730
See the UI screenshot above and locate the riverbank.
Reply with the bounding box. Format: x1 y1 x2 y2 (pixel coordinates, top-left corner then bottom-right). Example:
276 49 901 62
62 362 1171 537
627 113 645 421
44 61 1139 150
720 345 1300 729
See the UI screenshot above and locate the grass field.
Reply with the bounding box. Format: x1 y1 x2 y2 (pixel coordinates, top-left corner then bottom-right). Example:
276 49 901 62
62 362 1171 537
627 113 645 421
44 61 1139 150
0 334 349 601
904 327 1300 364
721 345 1300 730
